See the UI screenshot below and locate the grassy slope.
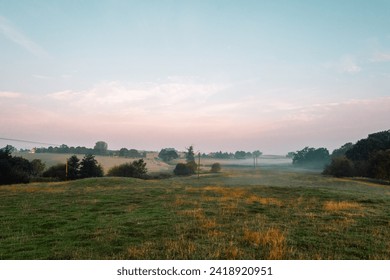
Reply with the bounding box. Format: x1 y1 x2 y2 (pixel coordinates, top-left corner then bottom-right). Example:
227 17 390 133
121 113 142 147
1 168 390 259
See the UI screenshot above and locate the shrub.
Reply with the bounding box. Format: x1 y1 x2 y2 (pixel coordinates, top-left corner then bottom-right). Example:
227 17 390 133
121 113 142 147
174 162 196 176
42 164 67 181
158 148 179 162
293 147 330 168
79 154 103 178
210 162 221 173
323 156 354 177
368 149 390 180
107 159 148 179
0 146 32 185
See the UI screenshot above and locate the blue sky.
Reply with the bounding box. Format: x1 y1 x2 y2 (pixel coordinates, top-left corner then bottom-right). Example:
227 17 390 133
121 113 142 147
1 0 390 153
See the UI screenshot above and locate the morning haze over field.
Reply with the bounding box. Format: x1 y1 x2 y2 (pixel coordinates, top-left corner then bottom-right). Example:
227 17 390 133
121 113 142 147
2 1 390 262
1 1 390 153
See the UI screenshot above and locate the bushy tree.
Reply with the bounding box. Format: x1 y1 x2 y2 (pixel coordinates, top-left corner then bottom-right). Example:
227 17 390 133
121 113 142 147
173 162 197 176
323 130 390 179
234 151 247 159
0 146 32 185
158 148 179 162
30 159 45 177
94 141 108 155
67 155 80 180
42 164 67 181
210 162 221 173
292 147 330 168
79 154 103 178
346 130 390 161
368 149 390 180
331 142 354 158
323 156 355 177
107 159 148 178
185 146 195 162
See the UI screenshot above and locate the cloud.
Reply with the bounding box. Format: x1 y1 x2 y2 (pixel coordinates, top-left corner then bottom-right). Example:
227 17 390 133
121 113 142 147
0 91 22 98
324 55 362 74
338 55 362 73
370 52 390 62
47 79 227 117
0 16 49 57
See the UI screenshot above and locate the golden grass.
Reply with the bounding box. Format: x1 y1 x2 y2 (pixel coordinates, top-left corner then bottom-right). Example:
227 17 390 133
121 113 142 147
164 235 196 259
0 185 66 193
246 194 283 206
323 201 362 211
243 227 287 259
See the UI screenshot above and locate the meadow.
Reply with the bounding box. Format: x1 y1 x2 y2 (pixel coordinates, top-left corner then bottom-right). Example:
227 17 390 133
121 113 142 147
1 162 390 260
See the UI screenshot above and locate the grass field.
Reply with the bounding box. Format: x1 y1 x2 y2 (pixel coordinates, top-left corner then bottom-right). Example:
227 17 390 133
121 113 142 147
1 166 390 260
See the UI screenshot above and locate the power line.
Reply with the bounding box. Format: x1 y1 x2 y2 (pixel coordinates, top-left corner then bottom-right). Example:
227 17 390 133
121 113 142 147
0 137 60 147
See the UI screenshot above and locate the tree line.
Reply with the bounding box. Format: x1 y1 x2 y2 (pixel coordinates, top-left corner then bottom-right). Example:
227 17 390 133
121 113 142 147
0 146 148 185
290 129 390 181
34 141 146 158
323 130 390 180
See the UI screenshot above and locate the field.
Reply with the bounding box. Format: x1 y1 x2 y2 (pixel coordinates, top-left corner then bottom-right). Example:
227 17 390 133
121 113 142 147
1 159 390 260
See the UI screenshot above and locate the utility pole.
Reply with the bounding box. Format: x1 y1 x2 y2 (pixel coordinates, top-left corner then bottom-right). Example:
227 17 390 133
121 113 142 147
65 161 68 180
198 152 200 179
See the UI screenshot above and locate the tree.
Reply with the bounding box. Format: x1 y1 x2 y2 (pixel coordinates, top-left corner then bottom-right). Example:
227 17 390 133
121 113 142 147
30 159 45 177
286 152 295 159
210 162 221 173
67 155 80 180
323 156 355 177
42 164 67 181
128 149 141 158
346 130 390 161
79 154 103 178
234 151 247 159
253 150 262 168
185 146 195 162
331 142 354 158
119 148 129 157
158 148 179 162
94 141 108 155
0 146 32 185
174 163 195 176
107 159 148 178
368 149 390 180
293 147 330 168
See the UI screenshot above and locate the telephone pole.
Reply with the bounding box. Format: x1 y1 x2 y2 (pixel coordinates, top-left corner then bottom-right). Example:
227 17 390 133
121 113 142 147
198 152 200 179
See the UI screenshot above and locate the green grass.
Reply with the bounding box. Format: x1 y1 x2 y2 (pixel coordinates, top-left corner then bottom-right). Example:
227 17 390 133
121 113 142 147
1 168 390 259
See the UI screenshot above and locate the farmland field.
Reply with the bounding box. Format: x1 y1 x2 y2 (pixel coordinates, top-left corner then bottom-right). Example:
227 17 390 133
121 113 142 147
1 160 390 260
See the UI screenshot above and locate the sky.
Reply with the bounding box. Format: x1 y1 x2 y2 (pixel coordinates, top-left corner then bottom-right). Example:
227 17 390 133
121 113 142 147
1 0 390 154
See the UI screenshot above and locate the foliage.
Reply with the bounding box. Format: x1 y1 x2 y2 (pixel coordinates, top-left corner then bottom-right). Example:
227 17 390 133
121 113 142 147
94 141 108 155
346 130 390 161
42 164 67 181
158 148 179 162
325 130 390 180
67 155 80 180
292 147 330 168
107 159 148 179
368 149 390 180
185 146 195 162
210 162 221 173
234 151 247 159
0 145 32 185
331 142 354 158
79 154 104 178
30 159 46 177
173 162 197 176
119 148 143 158
211 151 233 159
253 150 262 158
323 156 355 177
